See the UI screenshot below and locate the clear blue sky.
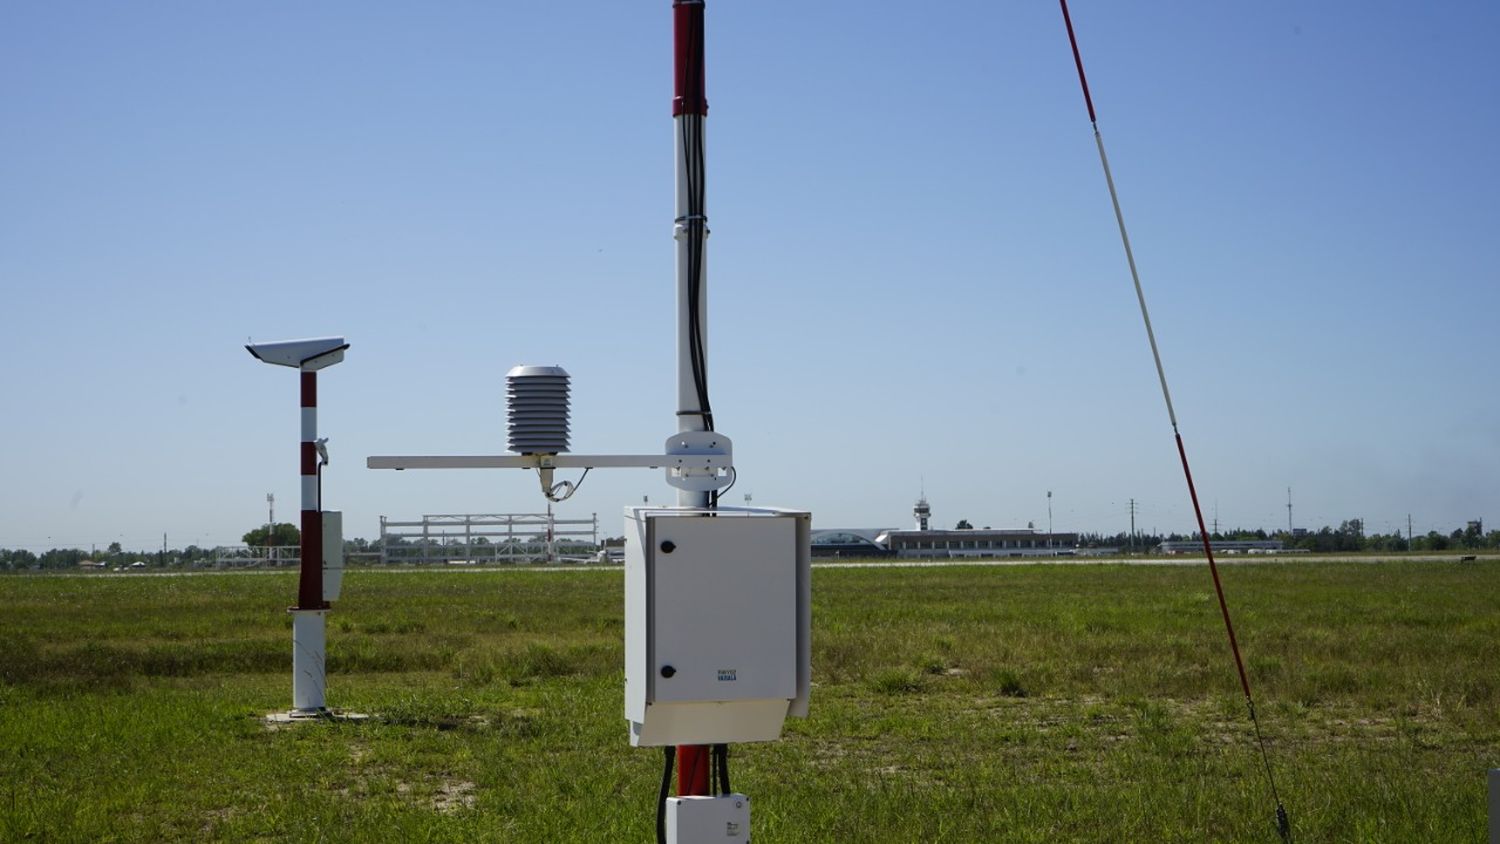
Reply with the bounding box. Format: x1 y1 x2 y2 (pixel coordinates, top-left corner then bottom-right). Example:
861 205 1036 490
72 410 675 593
2 1 1496 551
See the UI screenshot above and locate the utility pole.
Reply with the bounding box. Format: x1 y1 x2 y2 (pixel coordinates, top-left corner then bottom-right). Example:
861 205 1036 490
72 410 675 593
1047 491 1054 550
1128 498 1137 553
1212 500 1219 536
1407 514 1413 551
1286 487 1293 533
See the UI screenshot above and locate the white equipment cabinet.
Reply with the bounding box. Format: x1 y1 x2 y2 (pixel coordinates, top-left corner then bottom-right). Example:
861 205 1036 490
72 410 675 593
625 506 811 747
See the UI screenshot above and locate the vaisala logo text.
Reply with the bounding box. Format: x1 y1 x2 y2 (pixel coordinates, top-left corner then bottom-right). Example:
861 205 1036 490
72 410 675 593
717 669 737 682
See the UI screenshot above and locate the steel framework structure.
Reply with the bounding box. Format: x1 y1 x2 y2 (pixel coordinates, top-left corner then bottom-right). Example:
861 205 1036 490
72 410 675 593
378 511 602 565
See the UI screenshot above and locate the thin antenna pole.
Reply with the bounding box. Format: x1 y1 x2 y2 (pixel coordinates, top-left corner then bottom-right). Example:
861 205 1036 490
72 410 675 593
1057 3 1290 840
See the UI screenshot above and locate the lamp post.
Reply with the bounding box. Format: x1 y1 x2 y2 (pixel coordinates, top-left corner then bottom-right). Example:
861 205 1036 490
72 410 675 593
247 336 348 716
1047 491 1053 551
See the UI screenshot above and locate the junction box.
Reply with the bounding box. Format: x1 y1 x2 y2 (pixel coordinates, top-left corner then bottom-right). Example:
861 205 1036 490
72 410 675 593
666 794 751 842
322 510 344 602
624 507 810 746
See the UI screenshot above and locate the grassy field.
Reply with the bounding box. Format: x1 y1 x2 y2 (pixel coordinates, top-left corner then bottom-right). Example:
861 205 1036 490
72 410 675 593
2 560 1497 842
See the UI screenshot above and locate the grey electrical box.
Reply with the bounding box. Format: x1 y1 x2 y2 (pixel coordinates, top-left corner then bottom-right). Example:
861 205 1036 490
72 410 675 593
625 507 811 746
666 794 751 843
321 510 344 602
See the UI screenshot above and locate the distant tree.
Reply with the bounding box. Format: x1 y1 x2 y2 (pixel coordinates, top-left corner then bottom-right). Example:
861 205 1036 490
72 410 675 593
39 548 88 569
1 549 38 570
955 520 973 530
1462 521 1484 549
107 541 122 554
243 523 300 548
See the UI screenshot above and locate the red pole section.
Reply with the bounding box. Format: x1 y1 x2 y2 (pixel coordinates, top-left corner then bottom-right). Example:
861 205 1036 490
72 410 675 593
1058 0 1097 124
1175 433 1252 700
297 371 325 610
673 0 707 117
677 745 711 796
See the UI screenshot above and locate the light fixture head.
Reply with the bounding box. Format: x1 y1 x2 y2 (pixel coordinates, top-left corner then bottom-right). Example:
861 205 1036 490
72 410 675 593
246 337 349 371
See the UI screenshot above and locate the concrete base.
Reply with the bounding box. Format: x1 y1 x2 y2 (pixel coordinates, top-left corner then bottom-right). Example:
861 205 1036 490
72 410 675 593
265 710 370 725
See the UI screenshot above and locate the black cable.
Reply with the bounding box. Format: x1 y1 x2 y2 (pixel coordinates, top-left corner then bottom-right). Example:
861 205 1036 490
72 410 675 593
657 745 675 844
677 7 714 434
543 467 591 503
714 743 731 795
709 744 719 796
1248 698 1293 843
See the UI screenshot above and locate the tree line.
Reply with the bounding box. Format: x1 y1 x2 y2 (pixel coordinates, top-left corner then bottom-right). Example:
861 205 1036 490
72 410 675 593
1072 519 1496 554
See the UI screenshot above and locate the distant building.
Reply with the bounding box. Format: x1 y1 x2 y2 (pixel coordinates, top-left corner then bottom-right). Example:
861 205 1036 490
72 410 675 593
877 528 1080 558
1158 539 1284 555
810 527 1079 559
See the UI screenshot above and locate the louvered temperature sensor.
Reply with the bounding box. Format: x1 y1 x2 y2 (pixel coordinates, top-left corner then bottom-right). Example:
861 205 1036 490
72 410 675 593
506 365 571 455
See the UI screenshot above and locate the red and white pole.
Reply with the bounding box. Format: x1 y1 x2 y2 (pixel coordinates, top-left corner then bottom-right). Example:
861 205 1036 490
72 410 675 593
245 336 346 718
291 366 329 714
298 369 325 610
1056 4 1290 837
672 0 714 799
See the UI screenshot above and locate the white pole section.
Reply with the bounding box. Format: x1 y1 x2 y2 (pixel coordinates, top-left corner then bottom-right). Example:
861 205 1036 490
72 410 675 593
291 609 328 712
292 367 328 713
674 0 710 510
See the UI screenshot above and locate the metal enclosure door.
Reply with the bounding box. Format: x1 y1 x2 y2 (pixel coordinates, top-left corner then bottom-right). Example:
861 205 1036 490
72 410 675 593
650 515 797 704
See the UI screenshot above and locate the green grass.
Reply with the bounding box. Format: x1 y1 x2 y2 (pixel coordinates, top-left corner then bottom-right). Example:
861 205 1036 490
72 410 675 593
2 561 1497 841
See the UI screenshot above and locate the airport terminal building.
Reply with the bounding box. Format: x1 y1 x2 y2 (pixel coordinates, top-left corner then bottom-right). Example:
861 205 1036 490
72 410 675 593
810 527 1080 559
876 528 1080 558
809 496 1080 559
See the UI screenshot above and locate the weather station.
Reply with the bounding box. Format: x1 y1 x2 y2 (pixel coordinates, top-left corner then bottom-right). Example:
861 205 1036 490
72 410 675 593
245 335 353 719
367 2 809 840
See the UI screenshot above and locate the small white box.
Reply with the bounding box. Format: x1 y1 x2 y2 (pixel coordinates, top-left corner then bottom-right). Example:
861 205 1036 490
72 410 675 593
666 794 750 843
